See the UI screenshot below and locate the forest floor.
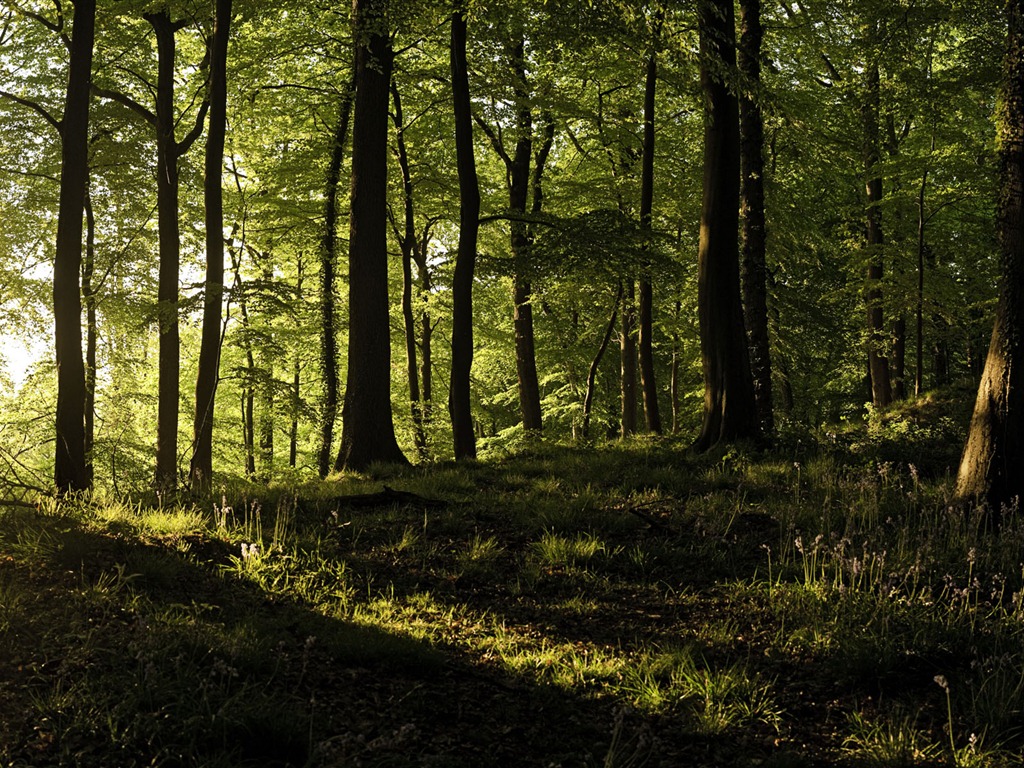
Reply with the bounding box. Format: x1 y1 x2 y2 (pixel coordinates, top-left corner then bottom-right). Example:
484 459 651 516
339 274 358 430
2 400 1024 767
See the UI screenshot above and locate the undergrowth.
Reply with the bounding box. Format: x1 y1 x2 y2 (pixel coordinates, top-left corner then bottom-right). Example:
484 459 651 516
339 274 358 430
1 424 1022 766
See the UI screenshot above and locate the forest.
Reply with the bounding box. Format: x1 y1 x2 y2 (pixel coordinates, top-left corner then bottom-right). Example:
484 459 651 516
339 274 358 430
2 0 1024 764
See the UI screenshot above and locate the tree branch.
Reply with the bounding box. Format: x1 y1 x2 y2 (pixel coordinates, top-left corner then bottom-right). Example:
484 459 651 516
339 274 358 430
92 84 157 125
0 90 61 133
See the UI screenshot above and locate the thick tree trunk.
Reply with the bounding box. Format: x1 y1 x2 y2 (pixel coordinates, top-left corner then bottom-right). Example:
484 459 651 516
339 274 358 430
190 0 231 493
739 0 774 436
449 2 480 460
671 299 681 433
638 32 662 435
317 75 355 477
53 0 94 494
290 257 303 469
956 0 1024 516
863 55 893 409
335 0 407 471
693 0 760 453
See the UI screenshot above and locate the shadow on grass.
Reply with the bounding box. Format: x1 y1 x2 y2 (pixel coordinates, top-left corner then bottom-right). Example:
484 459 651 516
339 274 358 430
0 506 683 768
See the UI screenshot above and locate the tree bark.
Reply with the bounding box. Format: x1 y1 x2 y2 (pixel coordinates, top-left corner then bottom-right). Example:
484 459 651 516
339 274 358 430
190 0 232 494
449 1 481 460
956 0 1024 516
149 10 184 493
582 288 620 439
509 38 543 435
693 0 760 453
638 22 662 435
317 74 355 477
391 80 427 456
863 51 893 409
620 280 638 437
53 0 94 495
739 0 774 436
83 182 97 487
335 0 407 471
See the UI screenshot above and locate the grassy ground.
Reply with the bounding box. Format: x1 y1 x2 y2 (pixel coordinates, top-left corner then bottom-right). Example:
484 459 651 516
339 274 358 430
2 418 1023 766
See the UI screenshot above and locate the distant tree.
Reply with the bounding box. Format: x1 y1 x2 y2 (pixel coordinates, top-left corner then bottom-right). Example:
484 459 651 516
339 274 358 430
334 0 407 470
692 0 759 453
956 0 1024 517
53 0 96 494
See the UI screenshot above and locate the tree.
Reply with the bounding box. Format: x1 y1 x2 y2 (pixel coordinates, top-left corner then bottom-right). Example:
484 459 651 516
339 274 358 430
637 6 663 436
317 75 355 478
190 0 233 494
738 0 773 435
53 0 96 494
334 0 407 470
94 9 208 492
955 0 1024 517
449 0 481 460
692 0 759 453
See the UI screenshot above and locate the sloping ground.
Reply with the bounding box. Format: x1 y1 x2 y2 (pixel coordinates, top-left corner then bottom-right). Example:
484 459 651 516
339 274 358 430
0 440 1021 767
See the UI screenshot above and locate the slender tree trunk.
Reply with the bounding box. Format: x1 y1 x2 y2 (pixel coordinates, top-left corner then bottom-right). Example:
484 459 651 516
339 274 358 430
258 353 274 480
391 80 426 455
863 53 893 409
892 315 907 400
693 0 760 453
190 0 231 493
290 257 303 469
671 298 681 433
317 74 355 477
582 288 620 439
638 26 662 435
53 0 95 495
508 38 543 435
620 281 638 437
335 0 407 470
956 0 1024 516
739 0 774 436
83 183 97 487
915 137 934 396
449 1 480 460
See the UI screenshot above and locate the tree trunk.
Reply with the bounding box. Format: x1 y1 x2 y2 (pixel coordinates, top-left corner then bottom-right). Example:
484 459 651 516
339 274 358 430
956 0 1024 516
510 47 543 435
449 1 480 460
317 74 355 477
335 0 407 471
671 298 681 433
620 281 638 437
53 0 94 494
863 53 893 409
693 0 760 453
391 80 426 456
83 182 97 487
739 0 774 436
582 288 620 439
638 26 662 435
148 11 184 492
290 256 303 469
190 0 231 494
